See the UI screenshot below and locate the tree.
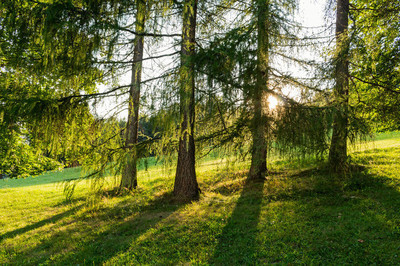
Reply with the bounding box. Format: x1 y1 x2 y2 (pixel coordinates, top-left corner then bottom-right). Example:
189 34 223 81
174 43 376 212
120 0 148 192
174 0 200 200
329 0 349 172
193 0 326 178
248 0 269 180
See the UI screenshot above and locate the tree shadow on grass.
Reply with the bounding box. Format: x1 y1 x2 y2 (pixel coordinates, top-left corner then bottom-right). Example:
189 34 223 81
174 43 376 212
211 178 265 265
209 161 400 264
15 191 187 265
301 170 399 263
0 205 82 241
252 164 400 264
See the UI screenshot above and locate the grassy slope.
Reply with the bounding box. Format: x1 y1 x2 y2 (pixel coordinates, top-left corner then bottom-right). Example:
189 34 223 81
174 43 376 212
1 133 400 265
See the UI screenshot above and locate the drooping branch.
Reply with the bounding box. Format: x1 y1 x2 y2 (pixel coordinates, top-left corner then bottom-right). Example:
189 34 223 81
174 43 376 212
94 51 180 65
349 74 400 94
58 73 173 102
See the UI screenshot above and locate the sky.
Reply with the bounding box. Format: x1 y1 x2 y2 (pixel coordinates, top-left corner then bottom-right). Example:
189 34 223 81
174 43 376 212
298 0 326 28
279 0 331 102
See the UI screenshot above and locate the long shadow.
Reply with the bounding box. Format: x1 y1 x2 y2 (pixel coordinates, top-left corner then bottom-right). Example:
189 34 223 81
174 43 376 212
16 191 186 265
211 178 265 265
242 162 400 264
282 168 400 264
210 162 400 264
0 205 82 241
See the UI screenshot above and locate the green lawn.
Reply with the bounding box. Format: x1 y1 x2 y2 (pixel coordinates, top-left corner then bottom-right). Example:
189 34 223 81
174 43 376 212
1 134 400 265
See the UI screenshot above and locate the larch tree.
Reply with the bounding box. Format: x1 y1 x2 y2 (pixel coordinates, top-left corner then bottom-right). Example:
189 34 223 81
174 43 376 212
329 0 349 172
120 0 148 192
193 0 329 178
174 0 200 201
249 0 270 180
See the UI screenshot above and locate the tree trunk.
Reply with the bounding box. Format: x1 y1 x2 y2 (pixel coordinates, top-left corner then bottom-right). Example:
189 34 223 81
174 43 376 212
329 0 349 173
249 0 269 180
120 0 146 191
174 0 199 201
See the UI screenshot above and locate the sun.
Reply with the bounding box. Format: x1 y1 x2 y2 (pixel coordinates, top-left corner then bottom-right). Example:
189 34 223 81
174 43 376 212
268 95 279 110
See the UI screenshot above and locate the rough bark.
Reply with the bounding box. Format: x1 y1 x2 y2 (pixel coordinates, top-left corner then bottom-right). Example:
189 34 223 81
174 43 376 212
249 0 269 180
329 0 349 173
174 0 200 201
120 0 146 191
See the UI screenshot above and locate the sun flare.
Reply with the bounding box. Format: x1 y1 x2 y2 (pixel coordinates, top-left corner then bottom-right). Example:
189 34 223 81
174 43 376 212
268 95 279 110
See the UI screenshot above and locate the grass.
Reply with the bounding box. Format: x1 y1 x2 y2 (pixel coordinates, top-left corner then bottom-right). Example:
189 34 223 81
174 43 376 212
1 134 400 264
0 156 165 190
0 167 82 189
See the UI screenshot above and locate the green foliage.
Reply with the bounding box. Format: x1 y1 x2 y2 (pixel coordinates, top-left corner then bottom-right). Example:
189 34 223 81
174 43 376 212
0 0 106 179
275 105 334 159
350 0 400 131
0 129 62 178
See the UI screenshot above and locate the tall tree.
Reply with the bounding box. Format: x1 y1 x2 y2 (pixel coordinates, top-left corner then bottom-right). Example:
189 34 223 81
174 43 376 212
194 0 315 176
174 0 200 200
120 0 148 191
329 0 349 172
249 0 269 180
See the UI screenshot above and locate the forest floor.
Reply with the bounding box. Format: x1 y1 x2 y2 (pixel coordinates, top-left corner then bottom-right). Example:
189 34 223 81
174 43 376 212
1 132 400 265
